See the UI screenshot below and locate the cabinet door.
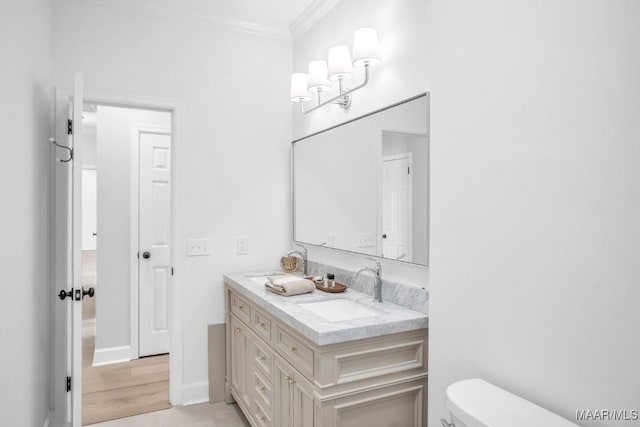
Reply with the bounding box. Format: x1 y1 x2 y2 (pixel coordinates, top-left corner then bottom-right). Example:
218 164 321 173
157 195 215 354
292 371 314 427
274 355 314 427
230 314 252 409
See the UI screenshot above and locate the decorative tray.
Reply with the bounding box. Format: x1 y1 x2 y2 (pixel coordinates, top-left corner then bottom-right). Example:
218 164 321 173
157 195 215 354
314 281 347 293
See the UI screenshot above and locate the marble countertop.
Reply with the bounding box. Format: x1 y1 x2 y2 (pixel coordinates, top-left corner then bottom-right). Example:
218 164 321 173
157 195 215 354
223 271 429 346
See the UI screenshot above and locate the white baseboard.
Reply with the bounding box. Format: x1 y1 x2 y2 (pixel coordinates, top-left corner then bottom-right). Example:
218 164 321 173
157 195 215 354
182 381 210 405
92 345 132 366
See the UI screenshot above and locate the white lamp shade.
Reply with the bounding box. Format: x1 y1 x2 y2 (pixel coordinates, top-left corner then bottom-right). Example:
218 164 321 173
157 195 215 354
328 45 354 81
352 27 381 68
290 73 311 102
307 60 331 92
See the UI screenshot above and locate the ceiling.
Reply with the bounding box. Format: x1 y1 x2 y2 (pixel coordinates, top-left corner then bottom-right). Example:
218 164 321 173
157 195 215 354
86 0 337 38
146 0 317 29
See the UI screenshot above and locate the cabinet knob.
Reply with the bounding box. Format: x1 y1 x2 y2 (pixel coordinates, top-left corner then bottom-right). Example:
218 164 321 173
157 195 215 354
259 415 266 422
259 386 265 392
234 327 241 332
259 356 266 361
238 305 244 309
285 374 295 385
289 346 297 352
260 322 266 327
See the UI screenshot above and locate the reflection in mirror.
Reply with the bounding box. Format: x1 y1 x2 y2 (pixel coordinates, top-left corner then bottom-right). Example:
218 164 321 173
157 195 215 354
293 93 429 266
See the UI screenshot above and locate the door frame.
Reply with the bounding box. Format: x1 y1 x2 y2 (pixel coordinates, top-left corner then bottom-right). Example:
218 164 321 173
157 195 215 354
54 88 185 407
129 124 172 360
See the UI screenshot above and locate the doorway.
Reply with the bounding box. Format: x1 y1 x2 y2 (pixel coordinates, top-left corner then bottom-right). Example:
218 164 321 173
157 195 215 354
381 130 429 263
80 104 173 425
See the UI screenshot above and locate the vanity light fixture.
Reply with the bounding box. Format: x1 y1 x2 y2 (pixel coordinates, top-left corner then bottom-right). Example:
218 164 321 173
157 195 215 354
290 27 381 114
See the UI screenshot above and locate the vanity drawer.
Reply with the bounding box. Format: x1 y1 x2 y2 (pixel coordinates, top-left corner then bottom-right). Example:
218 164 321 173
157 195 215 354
230 292 251 325
252 308 272 343
252 398 272 427
252 337 274 381
274 326 314 380
252 369 273 416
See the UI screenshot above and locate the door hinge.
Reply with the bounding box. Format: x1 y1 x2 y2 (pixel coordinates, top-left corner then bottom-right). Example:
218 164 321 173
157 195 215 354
171 267 174 276
67 119 73 135
66 376 71 392
408 166 410 174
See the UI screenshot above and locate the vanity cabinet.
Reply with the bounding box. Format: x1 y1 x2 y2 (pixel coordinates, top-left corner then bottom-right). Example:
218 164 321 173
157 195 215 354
225 286 428 427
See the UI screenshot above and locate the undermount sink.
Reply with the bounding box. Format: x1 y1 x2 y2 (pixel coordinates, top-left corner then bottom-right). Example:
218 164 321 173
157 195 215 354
247 274 288 285
248 276 269 285
297 299 383 322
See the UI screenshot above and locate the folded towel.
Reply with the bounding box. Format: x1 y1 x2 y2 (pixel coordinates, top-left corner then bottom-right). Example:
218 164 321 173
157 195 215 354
264 275 315 296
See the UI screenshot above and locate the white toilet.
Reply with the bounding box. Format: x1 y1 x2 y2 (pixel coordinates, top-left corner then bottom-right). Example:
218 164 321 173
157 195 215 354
444 379 579 427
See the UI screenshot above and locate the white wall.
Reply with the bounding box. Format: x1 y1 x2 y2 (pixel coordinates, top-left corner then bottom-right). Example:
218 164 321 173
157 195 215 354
0 0 52 425
292 0 430 286
52 0 292 401
429 1 640 426
94 106 171 353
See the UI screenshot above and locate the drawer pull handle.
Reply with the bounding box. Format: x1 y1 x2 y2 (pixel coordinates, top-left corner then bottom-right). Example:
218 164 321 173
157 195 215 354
234 327 241 332
289 346 297 352
259 356 266 361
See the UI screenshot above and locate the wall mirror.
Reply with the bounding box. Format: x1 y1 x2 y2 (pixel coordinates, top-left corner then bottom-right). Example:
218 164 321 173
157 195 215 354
292 93 429 266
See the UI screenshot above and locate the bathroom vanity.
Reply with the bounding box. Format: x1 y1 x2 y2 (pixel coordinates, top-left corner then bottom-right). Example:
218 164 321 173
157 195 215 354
224 272 429 427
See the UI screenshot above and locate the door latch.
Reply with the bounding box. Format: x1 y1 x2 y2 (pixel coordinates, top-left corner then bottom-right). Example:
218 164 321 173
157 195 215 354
58 289 73 300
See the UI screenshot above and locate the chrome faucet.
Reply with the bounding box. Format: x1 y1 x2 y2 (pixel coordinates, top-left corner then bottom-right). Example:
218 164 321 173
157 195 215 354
287 243 308 276
352 257 383 303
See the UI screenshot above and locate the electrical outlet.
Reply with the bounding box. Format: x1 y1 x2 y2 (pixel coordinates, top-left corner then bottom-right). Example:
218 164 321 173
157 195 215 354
187 238 211 256
357 233 375 248
236 237 249 255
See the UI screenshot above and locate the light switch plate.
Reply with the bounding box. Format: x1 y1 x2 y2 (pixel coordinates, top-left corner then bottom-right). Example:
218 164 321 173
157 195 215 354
236 237 249 255
357 233 375 248
187 239 211 256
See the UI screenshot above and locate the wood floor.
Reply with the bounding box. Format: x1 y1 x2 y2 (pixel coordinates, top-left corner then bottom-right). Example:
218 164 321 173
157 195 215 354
82 250 171 426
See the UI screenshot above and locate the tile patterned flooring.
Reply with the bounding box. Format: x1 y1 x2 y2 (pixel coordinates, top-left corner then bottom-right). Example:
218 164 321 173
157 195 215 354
87 402 250 427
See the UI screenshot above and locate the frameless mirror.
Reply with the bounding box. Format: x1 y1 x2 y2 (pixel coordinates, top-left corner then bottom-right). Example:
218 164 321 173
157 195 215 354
293 93 429 266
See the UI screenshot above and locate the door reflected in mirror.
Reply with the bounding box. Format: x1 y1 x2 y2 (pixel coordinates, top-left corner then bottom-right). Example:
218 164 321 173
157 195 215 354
293 93 429 266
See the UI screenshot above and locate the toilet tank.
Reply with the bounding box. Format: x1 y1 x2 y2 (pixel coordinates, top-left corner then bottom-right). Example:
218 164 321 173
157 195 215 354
445 379 579 427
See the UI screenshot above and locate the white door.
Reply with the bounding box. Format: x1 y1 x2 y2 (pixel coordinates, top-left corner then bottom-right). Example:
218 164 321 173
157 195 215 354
81 169 97 250
382 154 412 261
53 72 84 427
138 131 171 356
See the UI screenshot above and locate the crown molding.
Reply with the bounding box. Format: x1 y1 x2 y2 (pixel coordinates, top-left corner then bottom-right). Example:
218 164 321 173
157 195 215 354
83 0 291 41
289 0 341 40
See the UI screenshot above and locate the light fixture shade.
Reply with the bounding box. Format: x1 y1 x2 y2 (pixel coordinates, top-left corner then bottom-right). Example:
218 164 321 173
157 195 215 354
352 27 381 68
328 45 354 81
307 60 331 92
290 73 311 102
